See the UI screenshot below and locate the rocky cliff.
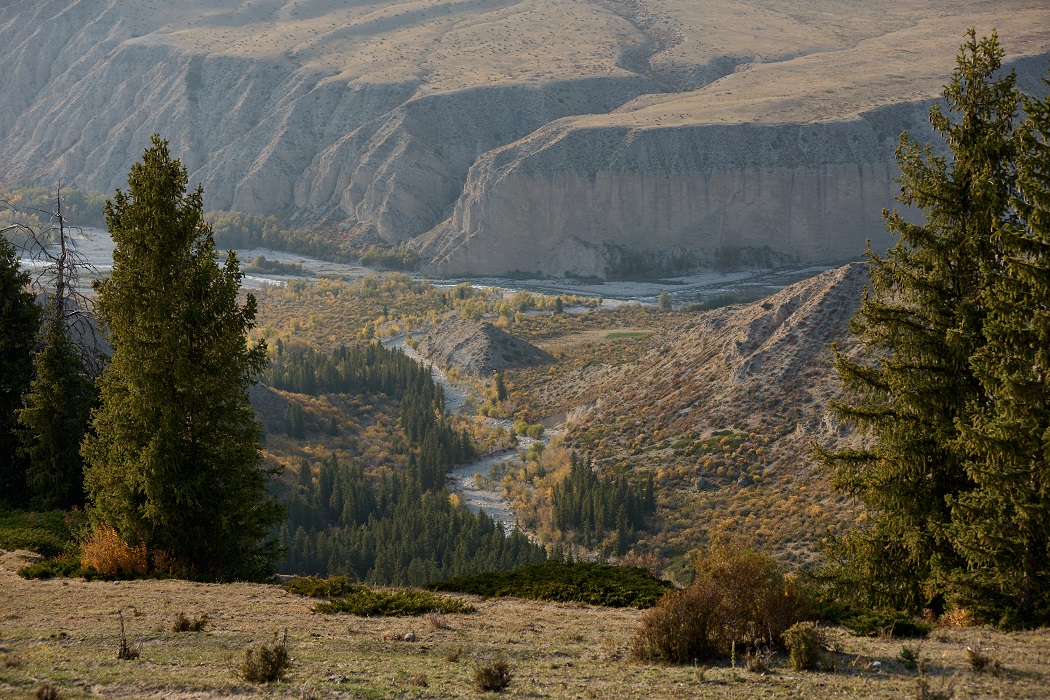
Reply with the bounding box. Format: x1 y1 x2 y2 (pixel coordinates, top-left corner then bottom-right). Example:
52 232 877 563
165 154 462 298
2 1 1048 278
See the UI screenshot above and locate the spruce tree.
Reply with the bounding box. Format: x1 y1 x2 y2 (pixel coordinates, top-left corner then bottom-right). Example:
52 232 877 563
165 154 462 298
0 235 40 506
953 83 1050 627
82 135 281 580
17 300 95 510
817 31 1019 611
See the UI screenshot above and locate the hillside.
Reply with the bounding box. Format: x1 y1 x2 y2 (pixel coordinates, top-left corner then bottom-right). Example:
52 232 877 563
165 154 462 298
3 549 1049 699
417 317 553 376
2 2 1049 276
499 264 870 566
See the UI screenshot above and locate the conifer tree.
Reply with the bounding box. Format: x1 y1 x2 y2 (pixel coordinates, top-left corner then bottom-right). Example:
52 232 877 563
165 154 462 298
817 30 1018 611
953 83 1050 627
82 135 281 580
17 300 95 510
0 235 40 505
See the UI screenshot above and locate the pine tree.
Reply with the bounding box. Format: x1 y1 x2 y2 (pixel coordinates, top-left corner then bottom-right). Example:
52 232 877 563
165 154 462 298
17 300 95 509
817 31 1019 611
82 135 281 581
0 235 40 506
953 82 1050 627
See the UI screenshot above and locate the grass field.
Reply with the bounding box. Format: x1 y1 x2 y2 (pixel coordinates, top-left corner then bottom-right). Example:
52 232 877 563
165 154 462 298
2 551 1048 699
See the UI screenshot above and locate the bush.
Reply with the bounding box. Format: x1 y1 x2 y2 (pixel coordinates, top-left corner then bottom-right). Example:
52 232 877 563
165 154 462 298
0 509 81 557
312 588 475 616
473 654 513 692
844 610 931 638
18 555 83 580
630 578 723 662
172 611 209 632
79 525 149 578
428 561 673 608
284 575 358 598
629 546 806 663
237 631 291 683
783 622 824 670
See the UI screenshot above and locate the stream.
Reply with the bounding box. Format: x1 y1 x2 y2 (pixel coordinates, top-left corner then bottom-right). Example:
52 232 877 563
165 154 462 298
382 335 554 533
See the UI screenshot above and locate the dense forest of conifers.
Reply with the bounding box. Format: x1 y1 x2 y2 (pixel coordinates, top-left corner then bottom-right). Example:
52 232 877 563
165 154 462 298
552 453 656 554
264 341 546 582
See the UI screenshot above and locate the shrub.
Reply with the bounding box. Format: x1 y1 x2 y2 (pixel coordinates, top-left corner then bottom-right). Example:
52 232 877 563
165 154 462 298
629 546 806 663
900 644 920 670
285 575 358 598
473 654 513 692
35 684 59 700
313 588 474 616
80 525 149 578
172 611 208 632
966 640 1001 675
237 630 291 683
783 622 824 670
116 611 139 661
0 509 81 557
18 555 83 580
844 610 931 639
428 561 673 608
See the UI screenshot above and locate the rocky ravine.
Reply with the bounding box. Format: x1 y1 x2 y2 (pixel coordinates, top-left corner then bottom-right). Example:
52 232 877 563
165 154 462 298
2 1 1049 278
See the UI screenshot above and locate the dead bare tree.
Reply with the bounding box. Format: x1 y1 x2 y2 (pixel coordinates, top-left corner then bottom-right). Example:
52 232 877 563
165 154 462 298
1 184 106 374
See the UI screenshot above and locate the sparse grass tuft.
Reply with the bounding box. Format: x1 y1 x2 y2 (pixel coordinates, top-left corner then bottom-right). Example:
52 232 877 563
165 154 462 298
312 587 474 616
172 610 209 632
410 671 429 687
446 646 463 662
966 640 1001 675
473 653 513 692
35 684 59 700
237 630 291 683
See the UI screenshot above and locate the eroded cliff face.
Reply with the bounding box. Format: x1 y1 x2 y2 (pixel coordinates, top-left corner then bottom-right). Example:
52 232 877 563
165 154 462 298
420 108 931 277
3 1 1049 278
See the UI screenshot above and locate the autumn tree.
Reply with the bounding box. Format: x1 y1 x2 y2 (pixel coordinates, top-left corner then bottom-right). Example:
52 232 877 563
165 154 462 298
83 135 281 580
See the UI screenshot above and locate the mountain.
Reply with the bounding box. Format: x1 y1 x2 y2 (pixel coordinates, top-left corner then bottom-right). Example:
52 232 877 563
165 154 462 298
2 1 1048 277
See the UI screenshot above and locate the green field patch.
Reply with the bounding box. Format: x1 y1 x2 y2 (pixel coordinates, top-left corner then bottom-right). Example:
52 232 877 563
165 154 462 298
604 331 653 341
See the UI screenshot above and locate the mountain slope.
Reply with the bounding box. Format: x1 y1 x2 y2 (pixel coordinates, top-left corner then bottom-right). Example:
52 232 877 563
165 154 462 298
2 2 1048 276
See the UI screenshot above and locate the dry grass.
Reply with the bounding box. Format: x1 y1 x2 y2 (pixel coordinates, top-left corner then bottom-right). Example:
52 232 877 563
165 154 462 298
1 550 1048 698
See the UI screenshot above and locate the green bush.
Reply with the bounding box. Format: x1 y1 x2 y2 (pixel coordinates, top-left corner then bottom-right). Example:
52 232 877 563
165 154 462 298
783 622 824 670
843 610 931 638
312 588 475 616
18 556 85 580
284 575 359 598
0 510 81 558
428 561 673 608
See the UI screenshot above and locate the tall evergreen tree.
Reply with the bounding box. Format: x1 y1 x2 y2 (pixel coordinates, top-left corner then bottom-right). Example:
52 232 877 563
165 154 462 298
953 82 1050 627
817 31 1019 611
16 300 96 510
82 135 281 581
0 235 40 505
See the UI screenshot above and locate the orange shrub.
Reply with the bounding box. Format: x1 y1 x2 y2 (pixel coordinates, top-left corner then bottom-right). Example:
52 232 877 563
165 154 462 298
80 525 149 577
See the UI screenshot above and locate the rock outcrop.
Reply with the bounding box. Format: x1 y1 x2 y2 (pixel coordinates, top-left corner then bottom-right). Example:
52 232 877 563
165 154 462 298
417 317 553 376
